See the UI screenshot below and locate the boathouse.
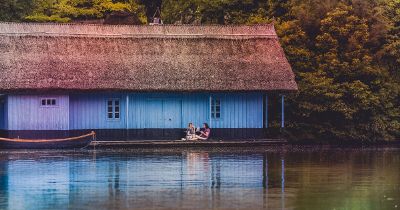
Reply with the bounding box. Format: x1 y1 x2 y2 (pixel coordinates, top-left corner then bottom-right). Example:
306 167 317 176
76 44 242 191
0 22 297 140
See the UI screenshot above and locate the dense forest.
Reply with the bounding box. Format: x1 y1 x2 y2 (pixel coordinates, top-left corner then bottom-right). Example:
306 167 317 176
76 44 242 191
0 0 399 142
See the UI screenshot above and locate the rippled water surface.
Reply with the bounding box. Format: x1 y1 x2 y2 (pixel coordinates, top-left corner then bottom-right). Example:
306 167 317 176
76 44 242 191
0 146 399 210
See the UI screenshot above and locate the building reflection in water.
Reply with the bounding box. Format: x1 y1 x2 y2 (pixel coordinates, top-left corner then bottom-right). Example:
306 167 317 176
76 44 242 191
281 158 285 210
2 149 400 209
1 150 287 209
183 151 286 209
262 153 268 209
262 153 285 210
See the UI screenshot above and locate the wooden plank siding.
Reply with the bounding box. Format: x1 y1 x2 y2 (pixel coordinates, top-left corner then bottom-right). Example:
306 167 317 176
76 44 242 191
127 93 209 129
7 95 69 130
4 96 8 130
0 97 5 129
2 93 263 131
210 93 263 128
69 93 263 130
69 93 127 130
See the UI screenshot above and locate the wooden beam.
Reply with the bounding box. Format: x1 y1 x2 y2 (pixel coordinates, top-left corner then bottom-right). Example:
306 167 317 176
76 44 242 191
281 95 285 128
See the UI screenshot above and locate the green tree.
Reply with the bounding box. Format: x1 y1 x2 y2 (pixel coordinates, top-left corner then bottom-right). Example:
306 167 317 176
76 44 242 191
25 0 147 23
268 0 291 19
380 0 400 79
161 0 201 24
295 3 399 141
0 0 34 22
161 0 269 24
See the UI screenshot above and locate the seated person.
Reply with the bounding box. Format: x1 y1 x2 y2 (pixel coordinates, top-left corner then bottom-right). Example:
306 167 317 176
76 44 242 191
182 122 196 140
194 123 211 140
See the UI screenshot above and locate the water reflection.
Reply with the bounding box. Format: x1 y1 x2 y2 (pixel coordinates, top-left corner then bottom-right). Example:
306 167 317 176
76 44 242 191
0 147 399 210
0 161 8 208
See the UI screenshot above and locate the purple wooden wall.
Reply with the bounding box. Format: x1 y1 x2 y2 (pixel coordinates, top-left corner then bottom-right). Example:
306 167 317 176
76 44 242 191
7 95 69 130
69 93 126 130
0 96 5 129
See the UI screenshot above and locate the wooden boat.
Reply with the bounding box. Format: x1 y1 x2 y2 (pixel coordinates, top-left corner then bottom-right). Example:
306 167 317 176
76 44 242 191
0 131 96 149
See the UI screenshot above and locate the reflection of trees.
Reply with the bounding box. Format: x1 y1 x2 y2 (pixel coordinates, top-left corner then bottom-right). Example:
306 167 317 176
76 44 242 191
289 148 400 210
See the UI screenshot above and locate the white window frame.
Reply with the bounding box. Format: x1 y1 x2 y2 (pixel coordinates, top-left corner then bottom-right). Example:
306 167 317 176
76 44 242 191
106 99 120 120
211 97 221 119
40 98 58 108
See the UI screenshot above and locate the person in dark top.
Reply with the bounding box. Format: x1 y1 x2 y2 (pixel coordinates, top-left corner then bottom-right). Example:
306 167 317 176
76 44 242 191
195 123 211 140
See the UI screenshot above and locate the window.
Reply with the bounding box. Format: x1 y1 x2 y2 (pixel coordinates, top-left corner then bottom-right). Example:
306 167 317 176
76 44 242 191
41 98 57 107
107 99 120 120
211 97 221 119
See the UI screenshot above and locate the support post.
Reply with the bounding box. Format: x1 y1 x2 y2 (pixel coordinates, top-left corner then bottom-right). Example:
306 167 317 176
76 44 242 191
209 95 212 128
265 94 268 128
126 94 129 129
281 95 285 128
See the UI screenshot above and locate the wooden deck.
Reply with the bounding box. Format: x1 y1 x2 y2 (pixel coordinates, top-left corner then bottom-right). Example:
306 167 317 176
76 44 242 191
90 139 287 148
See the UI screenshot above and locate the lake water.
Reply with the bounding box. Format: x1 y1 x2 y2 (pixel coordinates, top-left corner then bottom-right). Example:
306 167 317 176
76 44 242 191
0 146 399 210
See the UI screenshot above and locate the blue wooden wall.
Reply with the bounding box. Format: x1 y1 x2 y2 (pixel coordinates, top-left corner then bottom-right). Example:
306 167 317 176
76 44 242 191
69 93 127 130
210 93 263 128
126 93 211 129
69 93 263 129
7 95 69 130
1 93 264 130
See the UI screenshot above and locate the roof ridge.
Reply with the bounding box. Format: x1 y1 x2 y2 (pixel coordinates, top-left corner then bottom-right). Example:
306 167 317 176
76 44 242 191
0 21 274 27
0 22 277 38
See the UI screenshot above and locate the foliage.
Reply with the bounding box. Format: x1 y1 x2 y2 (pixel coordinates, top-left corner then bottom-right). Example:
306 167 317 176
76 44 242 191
283 2 400 141
380 0 400 79
161 0 273 24
0 0 34 22
23 0 147 23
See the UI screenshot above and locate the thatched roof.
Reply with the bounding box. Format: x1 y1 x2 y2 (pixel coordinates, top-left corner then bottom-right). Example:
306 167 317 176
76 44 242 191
0 22 297 93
